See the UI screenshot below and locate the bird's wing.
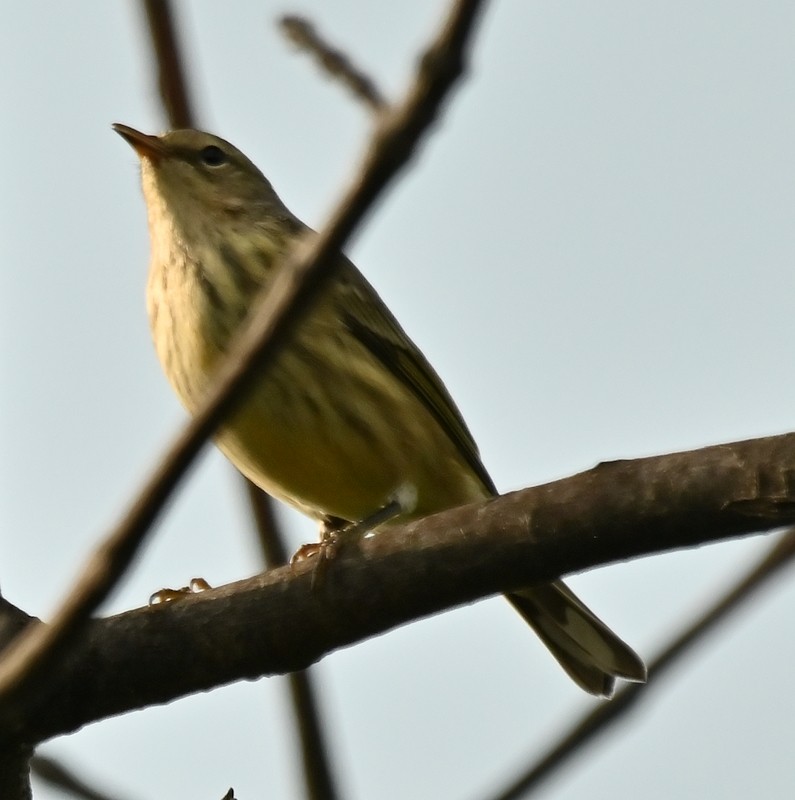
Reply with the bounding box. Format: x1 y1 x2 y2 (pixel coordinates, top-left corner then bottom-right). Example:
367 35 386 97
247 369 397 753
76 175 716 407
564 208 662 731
337 261 497 496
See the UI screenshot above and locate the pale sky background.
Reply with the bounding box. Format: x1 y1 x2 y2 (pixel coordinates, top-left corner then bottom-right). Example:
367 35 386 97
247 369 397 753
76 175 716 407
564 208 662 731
1 2 794 799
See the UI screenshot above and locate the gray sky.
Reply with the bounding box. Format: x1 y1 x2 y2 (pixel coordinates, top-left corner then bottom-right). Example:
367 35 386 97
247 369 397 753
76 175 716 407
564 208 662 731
1 2 794 798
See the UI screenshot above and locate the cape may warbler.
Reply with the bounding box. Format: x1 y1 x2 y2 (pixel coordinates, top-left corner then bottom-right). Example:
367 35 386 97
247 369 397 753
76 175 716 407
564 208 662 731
114 124 646 696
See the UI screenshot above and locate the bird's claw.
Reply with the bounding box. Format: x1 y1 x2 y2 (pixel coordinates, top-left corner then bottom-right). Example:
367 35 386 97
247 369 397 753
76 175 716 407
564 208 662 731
149 577 212 605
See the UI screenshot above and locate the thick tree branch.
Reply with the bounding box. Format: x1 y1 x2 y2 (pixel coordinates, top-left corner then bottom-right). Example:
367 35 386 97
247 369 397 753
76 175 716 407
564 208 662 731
0 743 31 799
2 432 794 747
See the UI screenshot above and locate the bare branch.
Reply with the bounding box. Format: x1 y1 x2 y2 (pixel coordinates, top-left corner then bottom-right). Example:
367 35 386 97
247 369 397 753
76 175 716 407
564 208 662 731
485 528 795 800
141 0 197 128
31 752 134 800
3 432 794 746
280 15 387 112
283 670 340 800
0 0 489 710
244 480 341 800
244 480 290 567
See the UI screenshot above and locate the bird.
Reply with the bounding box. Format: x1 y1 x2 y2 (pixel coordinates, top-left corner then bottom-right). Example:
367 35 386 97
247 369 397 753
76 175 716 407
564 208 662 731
113 123 646 696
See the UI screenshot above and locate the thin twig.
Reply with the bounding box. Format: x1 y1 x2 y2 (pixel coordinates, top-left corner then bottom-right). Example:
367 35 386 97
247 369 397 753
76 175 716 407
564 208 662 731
141 0 197 128
244 481 341 800
0 0 489 721
484 528 795 800
280 16 387 113
244 480 289 566
31 752 132 800
283 673 339 800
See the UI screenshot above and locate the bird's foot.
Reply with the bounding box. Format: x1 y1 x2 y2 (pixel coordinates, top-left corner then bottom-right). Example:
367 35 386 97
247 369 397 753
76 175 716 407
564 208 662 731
149 577 213 606
290 499 403 588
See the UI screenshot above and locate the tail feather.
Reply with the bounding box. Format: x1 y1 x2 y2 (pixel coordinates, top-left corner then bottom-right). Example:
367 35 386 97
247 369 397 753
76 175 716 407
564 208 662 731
507 581 646 697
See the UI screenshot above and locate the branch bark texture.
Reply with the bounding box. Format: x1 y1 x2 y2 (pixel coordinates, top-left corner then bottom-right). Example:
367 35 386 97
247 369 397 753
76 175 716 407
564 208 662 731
2 432 794 747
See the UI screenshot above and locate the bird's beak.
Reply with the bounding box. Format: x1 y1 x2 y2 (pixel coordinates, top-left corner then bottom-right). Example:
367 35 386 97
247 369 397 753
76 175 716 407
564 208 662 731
112 123 166 162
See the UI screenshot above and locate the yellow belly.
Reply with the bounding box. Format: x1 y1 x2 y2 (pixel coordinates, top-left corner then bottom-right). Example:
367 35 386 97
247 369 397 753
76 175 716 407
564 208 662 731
213 341 488 524
148 258 488 525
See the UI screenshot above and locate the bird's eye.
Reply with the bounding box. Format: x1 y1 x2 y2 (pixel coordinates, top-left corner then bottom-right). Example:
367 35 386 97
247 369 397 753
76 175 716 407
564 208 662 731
199 145 228 167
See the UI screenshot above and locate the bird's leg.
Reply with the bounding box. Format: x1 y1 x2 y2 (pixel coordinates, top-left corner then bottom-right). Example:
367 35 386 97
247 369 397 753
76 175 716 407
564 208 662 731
290 515 348 565
336 498 403 540
290 499 404 587
291 499 404 563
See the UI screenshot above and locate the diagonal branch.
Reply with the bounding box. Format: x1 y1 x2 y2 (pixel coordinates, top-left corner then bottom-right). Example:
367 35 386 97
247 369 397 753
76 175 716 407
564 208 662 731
31 751 135 800
484 528 795 800
280 15 387 112
0 0 490 710
3 431 795 746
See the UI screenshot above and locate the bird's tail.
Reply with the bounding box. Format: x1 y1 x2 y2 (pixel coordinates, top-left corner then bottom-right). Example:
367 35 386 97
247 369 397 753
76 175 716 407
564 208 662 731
506 580 646 697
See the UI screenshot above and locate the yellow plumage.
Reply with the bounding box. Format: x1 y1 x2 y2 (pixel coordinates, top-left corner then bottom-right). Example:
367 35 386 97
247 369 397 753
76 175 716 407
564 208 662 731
115 123 646 696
